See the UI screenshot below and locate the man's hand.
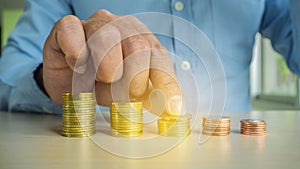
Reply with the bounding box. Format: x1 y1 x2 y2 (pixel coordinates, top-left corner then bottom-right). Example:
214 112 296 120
42 10 182 116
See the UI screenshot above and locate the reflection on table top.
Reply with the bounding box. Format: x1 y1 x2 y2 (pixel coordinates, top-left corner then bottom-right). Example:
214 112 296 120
0 111 300 169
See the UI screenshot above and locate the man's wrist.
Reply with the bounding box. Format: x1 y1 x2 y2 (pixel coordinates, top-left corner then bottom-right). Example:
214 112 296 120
34 64 49 96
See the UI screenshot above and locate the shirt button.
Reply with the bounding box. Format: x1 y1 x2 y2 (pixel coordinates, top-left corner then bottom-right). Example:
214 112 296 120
174 1 184 11
181 61 190 71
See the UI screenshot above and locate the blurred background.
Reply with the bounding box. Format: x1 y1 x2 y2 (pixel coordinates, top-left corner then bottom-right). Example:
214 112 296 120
1 0 299 111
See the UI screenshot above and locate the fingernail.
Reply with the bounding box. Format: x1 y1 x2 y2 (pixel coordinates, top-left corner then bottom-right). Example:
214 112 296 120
167 95 183 115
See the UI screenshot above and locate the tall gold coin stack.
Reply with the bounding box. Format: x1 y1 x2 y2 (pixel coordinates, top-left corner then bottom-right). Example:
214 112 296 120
240 119 266 136
110 102 143 137
158 114 192 137
202 116 231 136
61 93 96 137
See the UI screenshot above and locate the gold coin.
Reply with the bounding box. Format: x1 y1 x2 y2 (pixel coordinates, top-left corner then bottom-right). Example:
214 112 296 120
61 92 96 138
110 102 143 138
61 131 95 137
157 114 191 137
111 129 142 137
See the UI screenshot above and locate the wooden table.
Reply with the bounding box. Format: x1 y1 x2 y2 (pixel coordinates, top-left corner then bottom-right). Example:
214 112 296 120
0 111 299 169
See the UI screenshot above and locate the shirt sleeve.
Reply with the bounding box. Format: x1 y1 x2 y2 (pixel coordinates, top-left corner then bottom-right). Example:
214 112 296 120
259 0 300 75
0 0 73 113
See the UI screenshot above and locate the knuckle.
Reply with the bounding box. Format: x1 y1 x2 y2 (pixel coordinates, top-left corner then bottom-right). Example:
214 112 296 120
125 15 139 23
92 10 116 21
95 9 110 15
84 18 119 39
57 15 80 31
151 43 169 57
153 42 166 50
125 36 150 51
99 24 120 37
123 15 149 32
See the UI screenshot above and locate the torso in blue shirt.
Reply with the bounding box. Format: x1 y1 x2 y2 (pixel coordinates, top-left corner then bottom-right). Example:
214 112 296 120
71 0 266 112
1 0 298 113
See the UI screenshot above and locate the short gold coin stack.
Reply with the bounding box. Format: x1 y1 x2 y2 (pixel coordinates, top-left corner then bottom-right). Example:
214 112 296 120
158 114 192 137
202 116 231 136
61 93 96 137
110 102 143 137
240 119 266 136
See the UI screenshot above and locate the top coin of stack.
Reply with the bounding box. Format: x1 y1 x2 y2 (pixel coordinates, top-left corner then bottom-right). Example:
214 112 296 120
61 93 96 137
110 102 143 137
158 114 192 137
202 116 231 136
240 119 266 136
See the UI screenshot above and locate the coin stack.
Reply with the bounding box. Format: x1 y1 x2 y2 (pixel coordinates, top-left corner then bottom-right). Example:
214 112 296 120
240 119 266 136
202 116 231 136
158 114 191 137
61 93 96 137
110 102 143 137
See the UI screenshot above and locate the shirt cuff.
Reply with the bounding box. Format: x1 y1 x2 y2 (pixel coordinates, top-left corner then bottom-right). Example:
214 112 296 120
289 0 300 74
8 68 62 114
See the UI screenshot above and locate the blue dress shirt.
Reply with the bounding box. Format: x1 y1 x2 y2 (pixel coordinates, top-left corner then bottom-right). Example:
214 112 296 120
0 0 299 113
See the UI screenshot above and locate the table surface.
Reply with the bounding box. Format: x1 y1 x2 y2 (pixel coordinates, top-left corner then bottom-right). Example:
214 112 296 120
0 110 300 169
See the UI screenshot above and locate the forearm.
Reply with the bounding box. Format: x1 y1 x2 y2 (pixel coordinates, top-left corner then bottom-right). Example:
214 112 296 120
289 0 300 74
0 0 73 112
8 65 61 114
34 64 48 96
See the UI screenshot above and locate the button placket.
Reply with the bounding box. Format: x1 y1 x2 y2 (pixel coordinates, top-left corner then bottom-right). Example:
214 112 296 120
181 60 191 71
174 1 184 11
